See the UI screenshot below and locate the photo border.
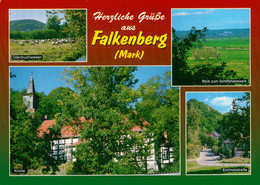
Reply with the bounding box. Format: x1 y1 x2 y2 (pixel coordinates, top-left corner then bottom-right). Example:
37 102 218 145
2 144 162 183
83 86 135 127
8 8 88 63
185 91 252 176
171 8 251 87
8 65 181 176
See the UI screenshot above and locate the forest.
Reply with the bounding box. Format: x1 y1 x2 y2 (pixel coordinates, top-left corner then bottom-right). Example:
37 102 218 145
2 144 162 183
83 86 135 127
187 99 222 158
10 19 45 32
10 67 180 175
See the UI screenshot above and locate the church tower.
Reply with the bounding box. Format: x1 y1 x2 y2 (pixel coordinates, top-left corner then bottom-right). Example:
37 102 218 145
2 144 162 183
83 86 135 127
23 76 39 112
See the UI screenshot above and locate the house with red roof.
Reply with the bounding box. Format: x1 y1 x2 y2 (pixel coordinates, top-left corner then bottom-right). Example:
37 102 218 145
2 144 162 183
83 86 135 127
26 76 174 171
37 117 174 171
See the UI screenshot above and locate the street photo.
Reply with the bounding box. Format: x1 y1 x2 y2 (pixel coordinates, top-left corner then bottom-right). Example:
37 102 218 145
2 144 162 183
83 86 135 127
186 92 251 175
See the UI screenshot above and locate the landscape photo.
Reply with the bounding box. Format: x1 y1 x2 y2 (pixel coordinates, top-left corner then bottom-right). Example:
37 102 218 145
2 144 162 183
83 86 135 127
172 9 250 86
10 66 180 175
9 9 86 62
186 92 251 175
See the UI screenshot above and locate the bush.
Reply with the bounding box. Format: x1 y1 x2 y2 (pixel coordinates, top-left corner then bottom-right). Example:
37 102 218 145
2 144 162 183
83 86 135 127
14 163 23 170
228 149 233 158
192 47 221 61
192 48 202 61
212 146 218 154
191 62 238 85
160 162 179 174
187 143 201 159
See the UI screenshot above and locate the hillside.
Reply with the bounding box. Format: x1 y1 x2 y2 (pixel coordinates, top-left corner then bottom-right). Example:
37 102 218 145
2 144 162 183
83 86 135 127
187 99 222 134
10 19 45 32
176 28 249 39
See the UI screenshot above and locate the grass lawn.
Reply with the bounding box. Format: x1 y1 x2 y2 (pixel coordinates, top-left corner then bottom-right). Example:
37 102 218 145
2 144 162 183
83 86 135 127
186 37 250 83
16 162 74 175
219 157 250 164
202 37 250 49
187 160 250 175
10 40 85 62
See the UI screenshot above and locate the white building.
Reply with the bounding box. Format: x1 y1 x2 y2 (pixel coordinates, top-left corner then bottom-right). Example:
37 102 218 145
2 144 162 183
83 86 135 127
38 118 174 171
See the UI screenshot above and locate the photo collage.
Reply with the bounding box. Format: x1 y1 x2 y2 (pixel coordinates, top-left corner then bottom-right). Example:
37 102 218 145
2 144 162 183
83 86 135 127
8 8 251 177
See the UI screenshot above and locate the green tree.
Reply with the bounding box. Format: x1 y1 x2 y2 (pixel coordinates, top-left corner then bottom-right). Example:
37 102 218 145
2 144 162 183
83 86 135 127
219 93 250 156
10 89 41 171
10 87 65 174
206 136 216 148
9 89 60 173
199 133 207 146
187 98 223 158
60 67 151 174
187 102 201 159
172 27 208 85
135 71 179 172
36 87 76 120
46 10 86 55
45 15 61 32
172 27 240 85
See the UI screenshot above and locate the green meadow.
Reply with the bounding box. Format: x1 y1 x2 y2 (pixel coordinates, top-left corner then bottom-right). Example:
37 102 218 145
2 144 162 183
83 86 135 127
187 161 250 175
202 37 250 49
10 40 84 62
187 37 250 82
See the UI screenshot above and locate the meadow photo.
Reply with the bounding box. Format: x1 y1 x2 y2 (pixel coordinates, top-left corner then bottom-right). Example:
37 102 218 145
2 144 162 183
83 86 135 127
9 9 86 62
172 9 250 86
186 92 251 175
10 66 180 175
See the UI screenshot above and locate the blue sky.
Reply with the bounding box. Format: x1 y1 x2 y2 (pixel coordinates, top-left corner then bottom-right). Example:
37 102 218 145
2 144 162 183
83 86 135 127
172 9 250 31
9 9 65 23
186 92 248 114
10 66 171 95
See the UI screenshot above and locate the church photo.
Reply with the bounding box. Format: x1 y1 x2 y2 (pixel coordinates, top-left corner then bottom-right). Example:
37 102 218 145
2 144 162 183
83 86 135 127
9 66 180 175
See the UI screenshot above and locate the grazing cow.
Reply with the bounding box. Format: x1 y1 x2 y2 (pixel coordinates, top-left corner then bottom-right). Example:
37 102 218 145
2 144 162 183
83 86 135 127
20 41 24 46
30 42 35 45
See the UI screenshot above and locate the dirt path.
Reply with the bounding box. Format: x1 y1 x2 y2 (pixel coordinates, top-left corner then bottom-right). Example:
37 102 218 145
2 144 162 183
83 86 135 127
196 148 250 167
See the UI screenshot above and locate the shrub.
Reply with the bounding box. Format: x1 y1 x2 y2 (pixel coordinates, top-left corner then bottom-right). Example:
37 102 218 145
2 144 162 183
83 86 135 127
192 47 221 61
192 48 202 61
14 163 23 170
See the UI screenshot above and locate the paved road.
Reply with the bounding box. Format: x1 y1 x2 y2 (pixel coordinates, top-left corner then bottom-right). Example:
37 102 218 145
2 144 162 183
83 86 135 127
196 148 250 167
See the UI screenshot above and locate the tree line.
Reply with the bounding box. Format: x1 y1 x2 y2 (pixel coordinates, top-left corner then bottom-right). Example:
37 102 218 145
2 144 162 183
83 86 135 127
10 10 86 42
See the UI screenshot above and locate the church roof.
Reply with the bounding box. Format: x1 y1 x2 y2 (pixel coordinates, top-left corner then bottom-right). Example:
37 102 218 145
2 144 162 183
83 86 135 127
26 76 36 94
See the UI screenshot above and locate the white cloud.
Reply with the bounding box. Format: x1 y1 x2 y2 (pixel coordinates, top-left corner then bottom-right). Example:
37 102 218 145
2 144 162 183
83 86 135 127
210 96 234 107
204 98 209 102
172 9 215 17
